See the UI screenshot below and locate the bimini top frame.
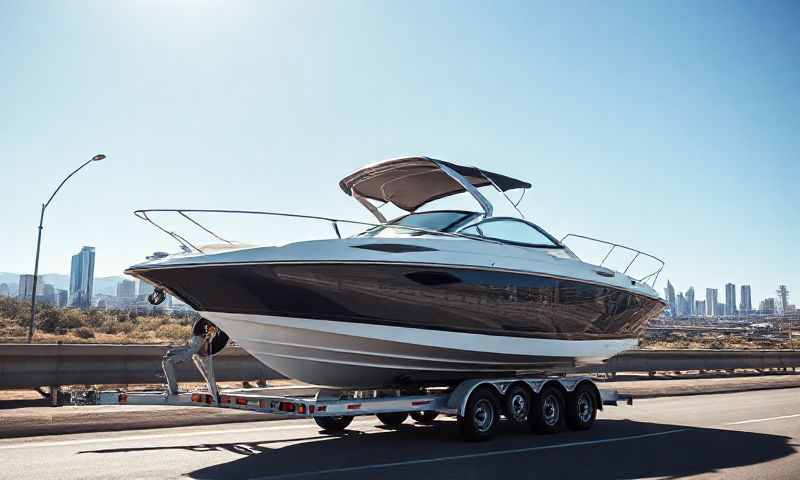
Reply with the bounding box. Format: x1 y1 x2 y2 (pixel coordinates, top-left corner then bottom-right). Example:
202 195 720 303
339 156 532 221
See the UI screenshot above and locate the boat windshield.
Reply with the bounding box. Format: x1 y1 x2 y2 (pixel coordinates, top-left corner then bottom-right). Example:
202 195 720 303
356 211 478 238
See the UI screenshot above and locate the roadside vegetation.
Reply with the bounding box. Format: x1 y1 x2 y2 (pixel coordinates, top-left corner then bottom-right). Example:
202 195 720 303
0 296 194 344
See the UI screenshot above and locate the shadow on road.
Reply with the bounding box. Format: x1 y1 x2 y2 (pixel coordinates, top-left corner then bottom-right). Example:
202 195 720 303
80 419 796 479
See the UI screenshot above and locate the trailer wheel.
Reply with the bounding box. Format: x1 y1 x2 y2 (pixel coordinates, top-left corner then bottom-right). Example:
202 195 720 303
314 415 354 432
504 384 532 427
459 387 500 441
410 411 439 424
530 384 565 434
376 412 408 427
566 383 597 431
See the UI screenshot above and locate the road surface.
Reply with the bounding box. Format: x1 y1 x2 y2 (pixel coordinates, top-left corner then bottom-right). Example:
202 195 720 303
2 388 800 479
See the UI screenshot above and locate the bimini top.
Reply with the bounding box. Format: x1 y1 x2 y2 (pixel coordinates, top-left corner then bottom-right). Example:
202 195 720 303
339 156 531 212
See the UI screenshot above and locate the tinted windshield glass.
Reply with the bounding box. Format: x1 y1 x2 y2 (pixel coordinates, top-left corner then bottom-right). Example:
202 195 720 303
357 211 475 238
459 219 559 247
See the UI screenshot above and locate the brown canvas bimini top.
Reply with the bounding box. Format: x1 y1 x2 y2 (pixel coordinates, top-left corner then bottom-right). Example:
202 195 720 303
339 156 531 212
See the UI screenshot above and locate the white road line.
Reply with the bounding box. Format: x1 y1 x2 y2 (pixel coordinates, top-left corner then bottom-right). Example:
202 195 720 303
723 413 800 426
0 418 380 451
248 428 690 480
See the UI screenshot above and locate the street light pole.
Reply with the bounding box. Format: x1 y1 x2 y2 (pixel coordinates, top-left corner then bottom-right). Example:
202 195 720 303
27 154 106 343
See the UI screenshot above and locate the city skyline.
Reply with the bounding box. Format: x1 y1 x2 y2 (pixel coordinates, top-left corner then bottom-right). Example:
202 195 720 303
665 279 793 318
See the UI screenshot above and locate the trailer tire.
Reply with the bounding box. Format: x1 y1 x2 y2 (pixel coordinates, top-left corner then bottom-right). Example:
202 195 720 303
504 383 532 428
410 411 439 424
459 387 500 441
530 384 565 434
314 415 354 432
376 412 408 427
566 383 597 431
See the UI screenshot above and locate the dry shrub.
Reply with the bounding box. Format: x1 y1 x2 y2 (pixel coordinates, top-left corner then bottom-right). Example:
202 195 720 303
74 327 95 339
156 323 191 341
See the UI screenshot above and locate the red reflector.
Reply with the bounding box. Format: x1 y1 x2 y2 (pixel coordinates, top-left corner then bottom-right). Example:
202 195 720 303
297 404 306 414
236 397 248 406
317 405 326 412
221 395 231 404
412 400 431 406
191 393 202 402
118 394 127 404
279 402 295 412
347 403 361 410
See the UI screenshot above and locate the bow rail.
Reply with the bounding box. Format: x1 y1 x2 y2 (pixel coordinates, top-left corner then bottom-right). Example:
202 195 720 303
560 233 665 288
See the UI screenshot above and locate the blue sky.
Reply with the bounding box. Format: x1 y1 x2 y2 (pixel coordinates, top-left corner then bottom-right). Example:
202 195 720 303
1 0 797 304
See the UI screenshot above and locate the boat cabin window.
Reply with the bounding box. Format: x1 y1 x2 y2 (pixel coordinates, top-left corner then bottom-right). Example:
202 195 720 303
458 218 560 248
357 211 479 238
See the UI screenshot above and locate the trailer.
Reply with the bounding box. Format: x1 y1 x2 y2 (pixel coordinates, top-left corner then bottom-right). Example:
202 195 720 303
79 343 632 441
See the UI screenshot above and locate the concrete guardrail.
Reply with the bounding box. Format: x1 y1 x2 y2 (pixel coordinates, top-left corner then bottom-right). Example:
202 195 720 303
1 344 799 389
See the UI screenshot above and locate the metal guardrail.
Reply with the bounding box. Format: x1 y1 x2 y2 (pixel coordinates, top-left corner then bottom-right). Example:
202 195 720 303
0 344 282 389
1 345 799 389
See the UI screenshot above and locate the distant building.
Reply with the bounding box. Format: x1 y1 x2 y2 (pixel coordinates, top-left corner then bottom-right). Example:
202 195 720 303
40 283 58 306
0 283 8 297
56 289 69 308
116 279 136 298
777 285 790 315
676 292 686 318
685 287 695 316
695 300 706 316
69 246 95 308
759 298 776 314
706 288 719 317
725 283 736 316
664 281 676 319
17 274 43 299
717 302 726 316
739 285 752 313
138 280 155 298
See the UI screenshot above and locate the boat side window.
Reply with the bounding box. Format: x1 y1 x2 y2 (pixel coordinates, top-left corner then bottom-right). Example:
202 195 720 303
459 218 560 247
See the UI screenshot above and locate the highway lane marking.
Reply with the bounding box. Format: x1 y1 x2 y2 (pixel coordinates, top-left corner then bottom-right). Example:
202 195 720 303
248 428 691 480
0 418 382 451
723 413 800 426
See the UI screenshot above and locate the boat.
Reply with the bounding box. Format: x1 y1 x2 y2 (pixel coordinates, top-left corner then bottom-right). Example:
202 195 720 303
126 156 666 388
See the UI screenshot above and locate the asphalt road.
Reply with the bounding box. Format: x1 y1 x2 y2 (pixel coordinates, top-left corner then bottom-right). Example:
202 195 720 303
2 388 800 480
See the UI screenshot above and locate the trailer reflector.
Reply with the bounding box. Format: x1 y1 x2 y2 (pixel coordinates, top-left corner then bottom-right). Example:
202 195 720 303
297 404 306 414
221 395 231 404
411 400 431 406
236 397 248 406
317 405 326 412
191 393 202 403
347 403 362 410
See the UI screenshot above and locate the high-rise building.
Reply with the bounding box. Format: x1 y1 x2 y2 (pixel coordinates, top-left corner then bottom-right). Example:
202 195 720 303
0 283 8 297
739 285 752 313
664 281 676 319
685 287 695 316
725 283 736 316
777 285 790 315
695 300 706 316
138 280 155 297
706 288 719 317
69 246 96 308
676 293 687 318
17 274 43 299
116 279 136 298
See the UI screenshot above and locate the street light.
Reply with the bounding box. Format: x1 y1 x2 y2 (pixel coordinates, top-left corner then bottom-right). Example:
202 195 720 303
27 153 106 343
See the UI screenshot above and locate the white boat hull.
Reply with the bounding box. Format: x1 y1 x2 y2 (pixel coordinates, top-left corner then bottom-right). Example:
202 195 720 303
201 311 638 388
